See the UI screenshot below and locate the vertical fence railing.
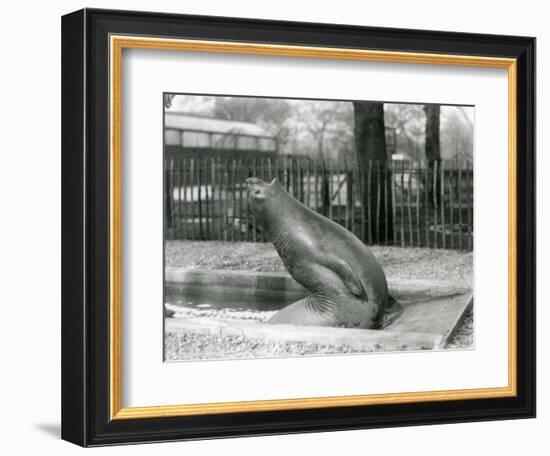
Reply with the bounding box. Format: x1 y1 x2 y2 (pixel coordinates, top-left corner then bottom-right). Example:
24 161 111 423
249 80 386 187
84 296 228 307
164 155 474 250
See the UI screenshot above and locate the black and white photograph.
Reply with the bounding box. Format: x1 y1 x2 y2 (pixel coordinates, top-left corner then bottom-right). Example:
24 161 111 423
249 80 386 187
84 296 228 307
163 93 474 361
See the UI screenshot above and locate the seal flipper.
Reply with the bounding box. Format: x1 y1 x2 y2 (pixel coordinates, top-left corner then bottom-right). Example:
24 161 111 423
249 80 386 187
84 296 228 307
268 296 337 327
323 257 367 300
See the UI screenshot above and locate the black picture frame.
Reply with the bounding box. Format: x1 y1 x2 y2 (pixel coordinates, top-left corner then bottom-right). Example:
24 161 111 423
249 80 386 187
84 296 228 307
62 8 535 447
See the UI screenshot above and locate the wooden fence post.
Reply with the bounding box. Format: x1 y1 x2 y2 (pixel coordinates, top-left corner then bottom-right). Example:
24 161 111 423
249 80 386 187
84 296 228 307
468 161 473 250
164 158 174 236
458 161 463 250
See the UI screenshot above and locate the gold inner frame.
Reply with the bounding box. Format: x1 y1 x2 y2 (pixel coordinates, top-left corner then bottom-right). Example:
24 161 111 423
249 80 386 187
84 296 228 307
109 35 518 420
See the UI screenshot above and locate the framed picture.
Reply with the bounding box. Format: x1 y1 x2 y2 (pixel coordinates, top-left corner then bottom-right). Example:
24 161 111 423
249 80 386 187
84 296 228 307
61 8 535 447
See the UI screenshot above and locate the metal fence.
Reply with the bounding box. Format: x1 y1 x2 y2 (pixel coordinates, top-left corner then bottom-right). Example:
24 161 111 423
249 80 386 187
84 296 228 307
164 155 473 250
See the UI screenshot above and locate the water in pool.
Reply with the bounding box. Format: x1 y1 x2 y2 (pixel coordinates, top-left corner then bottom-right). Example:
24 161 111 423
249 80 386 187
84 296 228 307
165 283 304 312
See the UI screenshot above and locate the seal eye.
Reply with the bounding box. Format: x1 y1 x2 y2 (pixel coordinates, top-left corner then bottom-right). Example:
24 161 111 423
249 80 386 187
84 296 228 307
254 190 262 197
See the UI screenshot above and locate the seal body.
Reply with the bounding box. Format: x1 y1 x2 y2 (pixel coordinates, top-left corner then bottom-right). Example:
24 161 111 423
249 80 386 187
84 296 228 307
246 177 389 329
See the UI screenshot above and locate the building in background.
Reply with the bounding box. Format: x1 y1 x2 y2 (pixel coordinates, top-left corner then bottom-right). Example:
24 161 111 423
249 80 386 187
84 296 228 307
165 112 278 159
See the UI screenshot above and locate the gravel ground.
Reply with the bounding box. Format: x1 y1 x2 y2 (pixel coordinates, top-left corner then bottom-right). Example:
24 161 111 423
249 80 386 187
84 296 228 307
165 332 399 360
165 241 473 359
445 309 474 349
165 241 473 286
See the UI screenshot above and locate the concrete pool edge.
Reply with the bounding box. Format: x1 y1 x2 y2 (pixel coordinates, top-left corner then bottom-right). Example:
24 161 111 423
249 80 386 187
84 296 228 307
165 317 444 353
164 267 471 297
164 268 473 353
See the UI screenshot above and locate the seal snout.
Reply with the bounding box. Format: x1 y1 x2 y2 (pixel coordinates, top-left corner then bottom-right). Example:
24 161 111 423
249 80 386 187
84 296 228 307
246 177 272 214
246 177 280 207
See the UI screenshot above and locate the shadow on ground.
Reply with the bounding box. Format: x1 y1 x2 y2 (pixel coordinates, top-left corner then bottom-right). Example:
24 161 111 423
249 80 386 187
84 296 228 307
34 423 60 439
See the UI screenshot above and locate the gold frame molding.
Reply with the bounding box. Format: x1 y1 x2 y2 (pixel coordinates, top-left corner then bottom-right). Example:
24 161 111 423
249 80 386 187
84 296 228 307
109 35 518 421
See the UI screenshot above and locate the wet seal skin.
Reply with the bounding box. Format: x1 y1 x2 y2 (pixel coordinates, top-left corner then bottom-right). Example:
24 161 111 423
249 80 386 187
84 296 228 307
246 177 393 329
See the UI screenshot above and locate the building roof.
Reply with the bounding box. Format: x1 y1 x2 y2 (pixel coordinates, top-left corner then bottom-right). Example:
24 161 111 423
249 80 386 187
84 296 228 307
165 112 275 138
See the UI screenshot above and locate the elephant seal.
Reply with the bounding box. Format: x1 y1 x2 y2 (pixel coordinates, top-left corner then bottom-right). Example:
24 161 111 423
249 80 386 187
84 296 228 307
246 177 391 329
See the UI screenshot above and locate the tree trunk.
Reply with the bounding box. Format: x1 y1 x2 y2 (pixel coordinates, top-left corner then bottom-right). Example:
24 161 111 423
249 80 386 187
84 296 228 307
424 105 441 208
321 162 330 216
165 165 173 233
316 136 331 215
353 101 392 244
